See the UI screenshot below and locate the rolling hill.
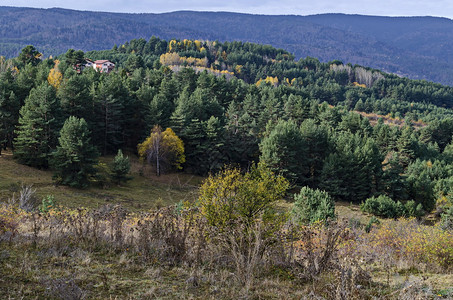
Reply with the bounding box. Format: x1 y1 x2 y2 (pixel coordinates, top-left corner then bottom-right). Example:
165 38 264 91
1 7 453 85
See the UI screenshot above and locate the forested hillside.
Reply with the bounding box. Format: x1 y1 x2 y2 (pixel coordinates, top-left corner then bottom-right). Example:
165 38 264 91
1 38 453 217
1 38 453 299
1 7 453 84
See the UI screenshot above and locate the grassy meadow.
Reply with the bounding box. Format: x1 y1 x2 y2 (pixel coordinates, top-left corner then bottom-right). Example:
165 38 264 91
0 149 202 211
0 150 452 299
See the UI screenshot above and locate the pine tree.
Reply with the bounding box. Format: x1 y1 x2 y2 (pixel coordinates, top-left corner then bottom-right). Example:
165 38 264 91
319 132 383 202
283 94 311 123
92 78 124 155
224 100 260 168
14 83 60 168
18 45 42 66
381 153 408 200
52 116 99 188
15 63 37 103
300 119 330 187
397 126 417 168
0 70 19 153
110 149 132 185
202 116 226 173
259 119 307 184
183 116 226 175
148 92 174 129
57 73 92 120
292 187 336 224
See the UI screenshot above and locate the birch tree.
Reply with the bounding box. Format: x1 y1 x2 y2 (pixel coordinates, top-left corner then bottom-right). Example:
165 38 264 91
137 125 185 176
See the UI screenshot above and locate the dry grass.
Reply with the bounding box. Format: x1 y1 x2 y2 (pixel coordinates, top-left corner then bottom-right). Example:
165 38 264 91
1 151 452 299
2 202 451 299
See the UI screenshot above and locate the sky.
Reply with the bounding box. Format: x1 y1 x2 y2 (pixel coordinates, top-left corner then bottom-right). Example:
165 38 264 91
2 0 453 19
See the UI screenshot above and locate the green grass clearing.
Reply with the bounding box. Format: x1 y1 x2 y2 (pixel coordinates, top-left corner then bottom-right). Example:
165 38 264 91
0 149 202 211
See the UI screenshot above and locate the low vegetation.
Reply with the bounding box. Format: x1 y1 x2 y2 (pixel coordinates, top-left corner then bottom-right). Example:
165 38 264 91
0 161 451 298
360 195 424 219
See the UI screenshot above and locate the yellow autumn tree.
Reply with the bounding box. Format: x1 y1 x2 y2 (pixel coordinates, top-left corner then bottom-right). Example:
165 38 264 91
169 40 178 52
194 40 202 51
198 163 289 229
256 76 279 87
234 64 242 74
47 60 63 89
137 125 185 176
160 52 181 66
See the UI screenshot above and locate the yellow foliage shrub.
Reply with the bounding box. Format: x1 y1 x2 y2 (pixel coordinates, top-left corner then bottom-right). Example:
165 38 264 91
198 164 289 230
367 218 453 270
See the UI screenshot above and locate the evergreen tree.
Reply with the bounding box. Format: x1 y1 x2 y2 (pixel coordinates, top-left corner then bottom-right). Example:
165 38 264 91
397 126 417 168
14 83 60 168
224 101 260 168
381 153 408 200
179 118 205 174
148 92 174 129
92 76 125 154
18 45 42 66
57 73 92 120
110 149 132 185
15 63 37 103
300 119 330 187
405 159 438 212
319 132 383 202
373 121 397 154
292 187 336 224
52 116 99 188
202 116 226 173
283 94 311 123
0 71 19 152
259 119 307 184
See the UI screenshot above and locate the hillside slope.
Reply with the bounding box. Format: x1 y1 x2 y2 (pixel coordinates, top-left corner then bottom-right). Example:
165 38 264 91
0 7 453 85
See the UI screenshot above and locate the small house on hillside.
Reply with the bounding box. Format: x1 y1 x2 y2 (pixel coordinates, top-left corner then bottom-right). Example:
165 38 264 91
94 60 115 73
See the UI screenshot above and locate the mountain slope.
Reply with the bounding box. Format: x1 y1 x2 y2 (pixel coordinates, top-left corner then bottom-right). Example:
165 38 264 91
305 14 453 63
1 7 453 85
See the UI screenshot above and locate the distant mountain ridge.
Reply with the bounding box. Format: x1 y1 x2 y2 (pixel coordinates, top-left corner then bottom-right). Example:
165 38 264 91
1 7 453 85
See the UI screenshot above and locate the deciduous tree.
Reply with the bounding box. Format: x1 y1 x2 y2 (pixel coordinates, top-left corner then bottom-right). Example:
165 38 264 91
198 163 289 229
137 125 185 176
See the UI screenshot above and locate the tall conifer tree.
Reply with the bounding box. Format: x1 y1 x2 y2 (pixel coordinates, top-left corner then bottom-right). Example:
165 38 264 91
52 116 99 188
14 83 60 168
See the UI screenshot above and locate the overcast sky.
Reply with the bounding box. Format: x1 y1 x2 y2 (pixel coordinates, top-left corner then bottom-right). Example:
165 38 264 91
2 0 453 19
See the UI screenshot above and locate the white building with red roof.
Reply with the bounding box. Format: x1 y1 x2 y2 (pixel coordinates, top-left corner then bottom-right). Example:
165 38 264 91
93 60 115 73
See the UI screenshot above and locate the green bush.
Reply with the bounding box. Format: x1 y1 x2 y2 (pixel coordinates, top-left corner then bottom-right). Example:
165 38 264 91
365 216 380 233
39 195 56 213
361 195 394 218
361 195 424 218
404 200 424 218
292 187 336 224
